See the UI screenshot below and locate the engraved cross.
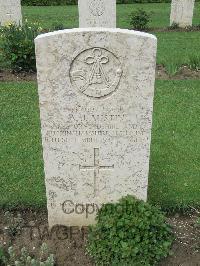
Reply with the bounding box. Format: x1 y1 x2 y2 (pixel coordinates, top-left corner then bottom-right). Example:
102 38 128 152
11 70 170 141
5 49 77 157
79 148 114 196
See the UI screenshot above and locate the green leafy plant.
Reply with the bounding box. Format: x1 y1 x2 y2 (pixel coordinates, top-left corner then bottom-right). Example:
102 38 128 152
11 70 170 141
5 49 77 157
188 54 200 71
87 195 174 266
0 21 43 72
3 243 55 266
169 22 179 30
185 25 194 31
51 22 65 31
196 217 200 226
130 9 151 31
4 211 25 238
0 246 6 266
194 208 200 227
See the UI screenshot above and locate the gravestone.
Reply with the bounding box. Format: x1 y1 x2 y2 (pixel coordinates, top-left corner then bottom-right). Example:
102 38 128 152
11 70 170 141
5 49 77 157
170 0 195 27
78 0 116 28
35 28 157 227
0 0 22 26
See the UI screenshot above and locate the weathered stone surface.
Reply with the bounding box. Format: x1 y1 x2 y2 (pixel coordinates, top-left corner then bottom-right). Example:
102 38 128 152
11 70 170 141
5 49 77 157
0 0 22 26
170 0 195 27
78 0 116 28
35 28 157 227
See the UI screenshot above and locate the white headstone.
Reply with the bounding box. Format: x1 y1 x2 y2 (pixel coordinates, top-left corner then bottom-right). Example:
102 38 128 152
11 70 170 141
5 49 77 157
170 0 195 27
35 28 157 227
0 0 22 26
78 0 116 28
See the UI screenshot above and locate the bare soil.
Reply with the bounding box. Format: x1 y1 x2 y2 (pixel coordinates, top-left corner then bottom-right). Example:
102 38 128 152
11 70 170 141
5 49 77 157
0 69 36 82
0 209 200 266
156 65 200 80
149 26 200 33
0 66 199 82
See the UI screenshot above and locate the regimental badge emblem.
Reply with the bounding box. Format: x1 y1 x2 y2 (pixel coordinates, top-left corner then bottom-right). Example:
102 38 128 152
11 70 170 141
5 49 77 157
88 0 105 17
70 47 123 99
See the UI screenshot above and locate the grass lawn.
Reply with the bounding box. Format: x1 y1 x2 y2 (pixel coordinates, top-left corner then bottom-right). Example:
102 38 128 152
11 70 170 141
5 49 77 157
0 4 200 71
17 4 200 72
22 3 200 29
149 80 200 209
155 31 200 73
0 4 199 210
0 81 200 209
0 82 45 208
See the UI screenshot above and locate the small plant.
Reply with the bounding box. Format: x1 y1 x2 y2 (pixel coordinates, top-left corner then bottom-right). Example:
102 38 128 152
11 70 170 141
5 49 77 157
87 195 174 266
4 211 25 238
165 62 180 77
169 22 179 30
0 21 43 72
194 213 200 228
0 246 6 266
188 54 200 71
3 243 55 265
130 9 151 31
185 25 193 31
51 22 65 31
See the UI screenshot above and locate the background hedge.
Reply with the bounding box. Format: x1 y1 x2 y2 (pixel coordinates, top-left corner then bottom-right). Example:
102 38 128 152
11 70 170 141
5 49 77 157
21 0 179 6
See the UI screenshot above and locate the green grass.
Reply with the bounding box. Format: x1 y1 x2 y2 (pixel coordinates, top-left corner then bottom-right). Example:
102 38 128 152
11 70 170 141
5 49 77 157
0 4 200 210
22 3 200 29
0 82 46 208
1 4 200 71
155 31 200 72
19 4 200 72
0 81 200 209
149 80 200 209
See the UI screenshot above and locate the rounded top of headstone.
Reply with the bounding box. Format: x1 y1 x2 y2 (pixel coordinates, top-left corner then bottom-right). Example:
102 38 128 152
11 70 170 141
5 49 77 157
35 28 157 42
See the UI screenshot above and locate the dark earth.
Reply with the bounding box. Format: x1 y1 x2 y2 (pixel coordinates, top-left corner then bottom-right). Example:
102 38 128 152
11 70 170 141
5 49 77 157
0 209 200 266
